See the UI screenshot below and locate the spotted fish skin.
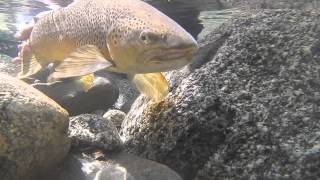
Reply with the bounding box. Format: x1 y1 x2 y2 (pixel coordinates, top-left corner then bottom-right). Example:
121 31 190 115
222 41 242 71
30 0 110 65
28 0 197 74
21 0 198 102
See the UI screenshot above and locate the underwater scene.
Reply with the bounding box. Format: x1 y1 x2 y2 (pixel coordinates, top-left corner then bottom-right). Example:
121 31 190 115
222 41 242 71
0 0 319 180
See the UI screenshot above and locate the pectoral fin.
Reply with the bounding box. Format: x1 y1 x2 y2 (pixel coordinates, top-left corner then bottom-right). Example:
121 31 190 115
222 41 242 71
18 44 44 79
131 73 169 102
48 45 114 82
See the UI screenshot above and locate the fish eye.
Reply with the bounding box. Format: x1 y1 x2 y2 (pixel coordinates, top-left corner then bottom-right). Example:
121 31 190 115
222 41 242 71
140 34 147 41
139 31 158 44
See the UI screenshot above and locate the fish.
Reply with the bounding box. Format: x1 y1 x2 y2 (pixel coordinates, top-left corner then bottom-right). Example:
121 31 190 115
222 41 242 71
18 0 198 102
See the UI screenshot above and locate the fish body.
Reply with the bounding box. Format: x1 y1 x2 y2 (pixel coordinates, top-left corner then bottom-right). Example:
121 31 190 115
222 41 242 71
19 0 198 101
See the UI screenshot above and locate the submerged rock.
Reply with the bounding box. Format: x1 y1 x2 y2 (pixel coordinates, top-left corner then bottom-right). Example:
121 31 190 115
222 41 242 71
0 73 70 180
103 109 126 130
96 72 139 113
95 152 183 180
69 114 123 151
220 0 320 9
50 152 183 180
121 10 320 180
33 76 119 116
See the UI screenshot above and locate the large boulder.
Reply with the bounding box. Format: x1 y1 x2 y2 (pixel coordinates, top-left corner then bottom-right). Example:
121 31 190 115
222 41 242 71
121 9 320 180
0 74 70 180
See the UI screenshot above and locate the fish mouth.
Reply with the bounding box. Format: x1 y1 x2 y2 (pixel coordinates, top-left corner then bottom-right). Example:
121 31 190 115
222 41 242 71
133 45 198 73
149 46 198 63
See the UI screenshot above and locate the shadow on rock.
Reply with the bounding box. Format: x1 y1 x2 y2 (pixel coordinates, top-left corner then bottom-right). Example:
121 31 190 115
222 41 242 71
36 156 86 180
33 76 119 116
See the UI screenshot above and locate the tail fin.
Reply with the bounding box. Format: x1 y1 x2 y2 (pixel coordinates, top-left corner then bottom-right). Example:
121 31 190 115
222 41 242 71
131 73 169 102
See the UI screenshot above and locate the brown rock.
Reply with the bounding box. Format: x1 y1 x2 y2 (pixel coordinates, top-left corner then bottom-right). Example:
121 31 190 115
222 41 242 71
0 73 70 180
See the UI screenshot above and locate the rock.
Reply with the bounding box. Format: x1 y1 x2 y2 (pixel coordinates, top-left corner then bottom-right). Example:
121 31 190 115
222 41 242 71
95 165 136 180
68 114 123 151
220 0 320 10
103 109 126 130
48 152 183 180
197 8 240 40
33 76 119 116
0 73 70 180
95 153 183 180
121 10 320 180
92 109 106 116
96 72 139 113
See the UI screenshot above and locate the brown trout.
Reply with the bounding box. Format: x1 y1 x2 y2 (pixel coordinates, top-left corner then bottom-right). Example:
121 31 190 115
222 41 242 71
19 0 198 101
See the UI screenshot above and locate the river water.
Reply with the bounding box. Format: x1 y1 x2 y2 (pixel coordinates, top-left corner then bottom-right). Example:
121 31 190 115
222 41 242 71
0 0 234 58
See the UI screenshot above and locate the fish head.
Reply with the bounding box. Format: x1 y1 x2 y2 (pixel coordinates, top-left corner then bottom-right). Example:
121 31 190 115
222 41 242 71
107 5 198 74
